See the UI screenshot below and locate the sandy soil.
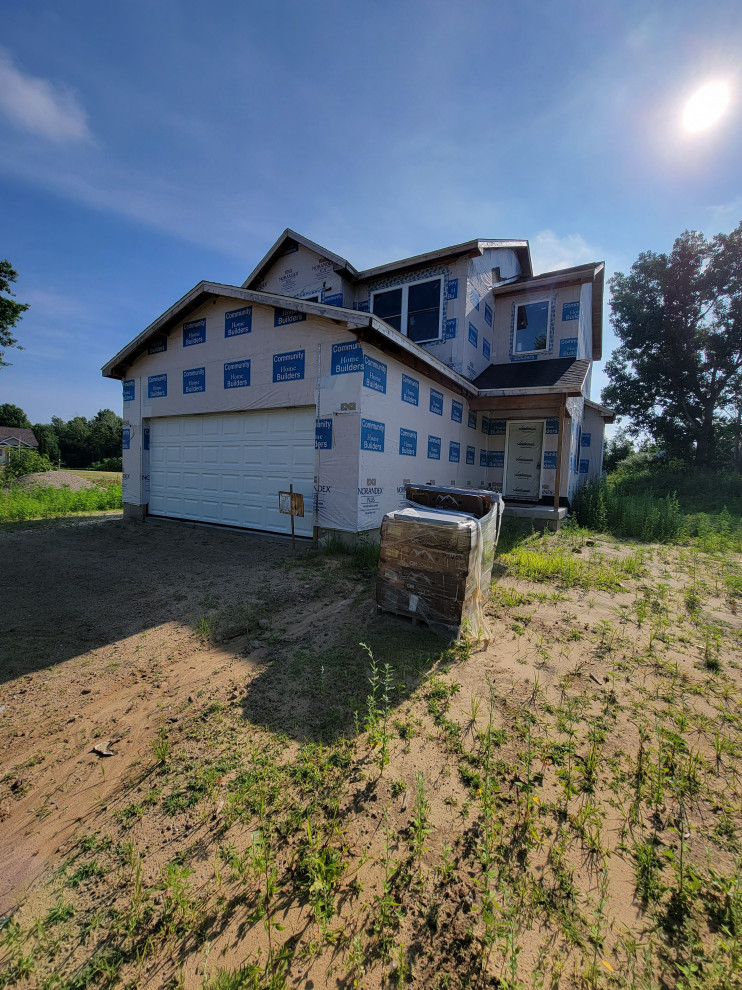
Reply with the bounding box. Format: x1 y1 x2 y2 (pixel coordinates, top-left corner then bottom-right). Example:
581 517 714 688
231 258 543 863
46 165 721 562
0 517 333 912
1 517 741 988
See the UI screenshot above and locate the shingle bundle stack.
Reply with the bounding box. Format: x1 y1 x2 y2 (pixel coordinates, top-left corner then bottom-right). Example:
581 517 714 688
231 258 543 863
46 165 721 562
376 486 503 639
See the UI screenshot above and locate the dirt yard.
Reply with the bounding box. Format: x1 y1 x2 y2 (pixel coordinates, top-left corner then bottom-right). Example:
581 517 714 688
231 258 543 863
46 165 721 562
1 517 741 989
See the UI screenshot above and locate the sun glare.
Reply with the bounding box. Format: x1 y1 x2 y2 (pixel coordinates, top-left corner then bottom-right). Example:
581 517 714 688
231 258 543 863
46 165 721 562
682 81 730 132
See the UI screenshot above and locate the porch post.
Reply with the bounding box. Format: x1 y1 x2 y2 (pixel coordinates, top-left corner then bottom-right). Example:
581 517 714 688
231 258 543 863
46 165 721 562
553 395 566 512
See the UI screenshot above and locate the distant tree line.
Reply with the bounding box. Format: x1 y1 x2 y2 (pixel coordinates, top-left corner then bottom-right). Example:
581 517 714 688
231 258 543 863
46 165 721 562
0 403 122 469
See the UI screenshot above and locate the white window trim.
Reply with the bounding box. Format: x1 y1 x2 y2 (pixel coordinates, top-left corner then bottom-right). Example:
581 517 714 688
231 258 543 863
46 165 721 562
514 296 551 356
370 275 445 344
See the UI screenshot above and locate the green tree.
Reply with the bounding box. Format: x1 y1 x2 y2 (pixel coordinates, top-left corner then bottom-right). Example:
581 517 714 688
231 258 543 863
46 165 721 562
0 403 31 428
0 260 29 368
32 423 61 463
52 410 123 468
603 428 635 473
602 223 742 466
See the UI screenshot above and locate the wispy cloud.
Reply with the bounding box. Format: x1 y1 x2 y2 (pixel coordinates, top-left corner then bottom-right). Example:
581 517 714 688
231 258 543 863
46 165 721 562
706 196 742 234
530 230 604 275
0 50 91 142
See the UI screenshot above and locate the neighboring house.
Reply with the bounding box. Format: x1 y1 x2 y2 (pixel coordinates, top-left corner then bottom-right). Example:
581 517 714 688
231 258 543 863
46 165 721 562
103 229 613 537
0 427 38 466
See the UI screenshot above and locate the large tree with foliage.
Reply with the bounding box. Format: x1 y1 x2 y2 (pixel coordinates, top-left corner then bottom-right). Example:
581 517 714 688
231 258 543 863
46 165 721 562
602 222 742 466
0 260 29 368
0 403 31 428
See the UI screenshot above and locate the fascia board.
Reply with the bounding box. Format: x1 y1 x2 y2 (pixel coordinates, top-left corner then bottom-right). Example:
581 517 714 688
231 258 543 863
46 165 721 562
357 239 530 282
477 385 585 397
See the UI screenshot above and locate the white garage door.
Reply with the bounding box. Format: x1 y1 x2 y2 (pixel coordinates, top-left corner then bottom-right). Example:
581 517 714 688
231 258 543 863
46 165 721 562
148 407 315 536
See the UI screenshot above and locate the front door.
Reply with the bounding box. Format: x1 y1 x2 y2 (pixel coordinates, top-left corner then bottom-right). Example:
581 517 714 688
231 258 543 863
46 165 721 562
504 421 544 500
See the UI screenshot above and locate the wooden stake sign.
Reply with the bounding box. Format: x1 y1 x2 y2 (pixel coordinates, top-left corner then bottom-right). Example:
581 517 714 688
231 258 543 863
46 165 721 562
278 484 304 549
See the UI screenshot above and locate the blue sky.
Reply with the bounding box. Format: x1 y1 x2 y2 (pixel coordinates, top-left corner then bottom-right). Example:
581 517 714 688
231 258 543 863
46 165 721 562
1 0 740 425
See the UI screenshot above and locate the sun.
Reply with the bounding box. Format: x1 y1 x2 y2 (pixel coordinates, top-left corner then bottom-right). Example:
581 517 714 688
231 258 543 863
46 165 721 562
683 81 730 132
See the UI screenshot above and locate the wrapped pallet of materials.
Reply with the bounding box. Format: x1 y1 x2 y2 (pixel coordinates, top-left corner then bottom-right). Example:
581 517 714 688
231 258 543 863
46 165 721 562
376 487 504 640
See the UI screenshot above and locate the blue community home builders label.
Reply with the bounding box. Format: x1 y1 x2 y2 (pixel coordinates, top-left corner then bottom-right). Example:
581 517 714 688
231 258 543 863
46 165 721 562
468 323 478 348
122 429 130 450
363 355 387 393
483 338 491 360
315 418 333 450
451 400 463 423
183 367 206 394
183 319 206 347
361 418 385 452
468 411 477 429
274 308 306 327
542 451 558 469
148 335 167 354
429 389 443 415
273 350 305 382
224 359 250 389
559 337 578 357
466 445 475 465
331 341 363 375
123 380 135 402
148 373 167 398
449 441 460 463
427 435 441 460
562 301 580 321
401 374 419 405
225 306 252 336
399 428 417 456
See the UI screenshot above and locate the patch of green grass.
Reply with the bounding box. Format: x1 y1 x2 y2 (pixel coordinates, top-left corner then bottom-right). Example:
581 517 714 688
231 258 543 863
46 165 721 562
0 482 122 521
500 537 643 591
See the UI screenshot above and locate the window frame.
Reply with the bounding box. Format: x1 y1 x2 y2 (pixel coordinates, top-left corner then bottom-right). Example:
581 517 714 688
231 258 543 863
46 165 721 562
513 296 551 356
370 275 445 344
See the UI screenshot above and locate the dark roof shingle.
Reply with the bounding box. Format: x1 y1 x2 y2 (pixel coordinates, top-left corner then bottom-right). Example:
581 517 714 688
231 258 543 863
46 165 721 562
0 426 38 447
473 358 590 391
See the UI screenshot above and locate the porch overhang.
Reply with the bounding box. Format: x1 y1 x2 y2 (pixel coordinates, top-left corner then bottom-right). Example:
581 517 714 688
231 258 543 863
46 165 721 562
468 392 579 413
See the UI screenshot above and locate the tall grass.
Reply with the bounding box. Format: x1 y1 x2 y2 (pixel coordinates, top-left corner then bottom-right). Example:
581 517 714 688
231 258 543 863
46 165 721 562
573 479 685 542
0 483 122 522
573 469 742 548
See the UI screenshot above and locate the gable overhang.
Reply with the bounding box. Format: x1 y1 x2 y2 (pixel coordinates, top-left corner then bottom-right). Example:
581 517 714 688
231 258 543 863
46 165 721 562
584 398 616 424
242 228 359 289
492 262 605 360
0 437 37 449
358 238 532 283
101 282 476 399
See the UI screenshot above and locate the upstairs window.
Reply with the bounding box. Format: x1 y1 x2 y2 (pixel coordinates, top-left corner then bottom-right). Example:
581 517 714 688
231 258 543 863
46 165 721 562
515 299 550 353
371 277 443 343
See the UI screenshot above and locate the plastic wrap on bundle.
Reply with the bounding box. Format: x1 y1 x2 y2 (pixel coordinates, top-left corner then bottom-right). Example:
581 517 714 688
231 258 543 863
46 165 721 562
376 493 504 641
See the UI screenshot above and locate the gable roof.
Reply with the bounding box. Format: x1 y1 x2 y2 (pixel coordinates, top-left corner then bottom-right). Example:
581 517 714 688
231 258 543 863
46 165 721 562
242 229 533 290
242 229 359 289
0 426 38 448
492 261 605 359
101 281 477 398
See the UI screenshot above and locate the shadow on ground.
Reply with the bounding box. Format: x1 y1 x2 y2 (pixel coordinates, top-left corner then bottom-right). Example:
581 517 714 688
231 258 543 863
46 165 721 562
0 516 310 685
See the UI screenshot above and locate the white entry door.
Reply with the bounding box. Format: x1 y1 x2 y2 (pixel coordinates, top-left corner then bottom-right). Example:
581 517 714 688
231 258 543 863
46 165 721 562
504 421 544 500
148 407 315 536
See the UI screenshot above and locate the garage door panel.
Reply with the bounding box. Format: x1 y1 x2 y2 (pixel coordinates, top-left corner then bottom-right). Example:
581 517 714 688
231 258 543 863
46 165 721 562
149 408 314 536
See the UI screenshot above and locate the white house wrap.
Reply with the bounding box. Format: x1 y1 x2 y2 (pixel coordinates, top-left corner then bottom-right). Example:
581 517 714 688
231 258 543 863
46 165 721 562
103 229 613 536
